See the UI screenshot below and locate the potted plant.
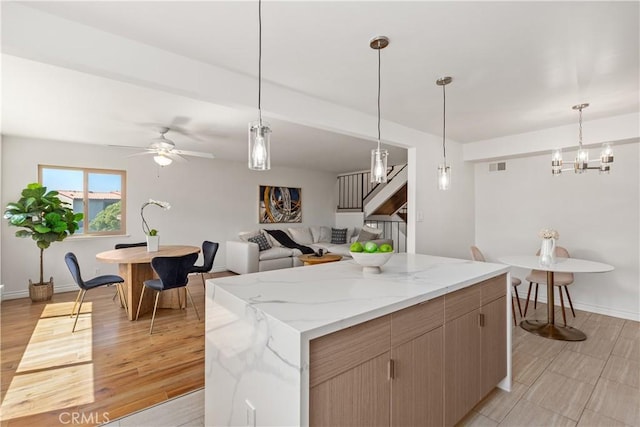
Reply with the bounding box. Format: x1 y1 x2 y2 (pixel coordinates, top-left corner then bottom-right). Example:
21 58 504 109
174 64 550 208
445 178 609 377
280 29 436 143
3 183 83 302
140 199 170 252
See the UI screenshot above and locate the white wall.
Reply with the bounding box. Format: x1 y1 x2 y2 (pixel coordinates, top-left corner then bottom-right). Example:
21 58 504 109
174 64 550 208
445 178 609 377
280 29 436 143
412 139 476 259
474 142 639 320
1 136 337 299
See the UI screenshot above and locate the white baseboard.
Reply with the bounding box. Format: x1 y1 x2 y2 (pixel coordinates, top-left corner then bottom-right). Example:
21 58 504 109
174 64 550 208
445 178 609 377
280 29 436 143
1 283 78 301
525 294 639 322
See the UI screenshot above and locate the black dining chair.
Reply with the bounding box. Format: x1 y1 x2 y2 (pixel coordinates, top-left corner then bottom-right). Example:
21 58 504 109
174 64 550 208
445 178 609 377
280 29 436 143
189 241 219 287
135 252 199 335
65 252 126 333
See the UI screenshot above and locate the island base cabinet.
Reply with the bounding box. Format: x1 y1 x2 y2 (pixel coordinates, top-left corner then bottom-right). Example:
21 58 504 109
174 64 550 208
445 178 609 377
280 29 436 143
444 309 482 426
481 296 507 397
391 326 444 427
309 351 390 427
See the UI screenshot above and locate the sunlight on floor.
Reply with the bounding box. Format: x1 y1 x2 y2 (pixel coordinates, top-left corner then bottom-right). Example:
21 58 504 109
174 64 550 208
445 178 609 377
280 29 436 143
0 301 95 421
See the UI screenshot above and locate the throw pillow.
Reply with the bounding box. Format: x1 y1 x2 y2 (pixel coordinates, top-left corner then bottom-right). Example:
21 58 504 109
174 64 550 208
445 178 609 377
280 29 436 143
247 234 272 251
239 230 263 242
288 227 314 245
357 225 383 242
357 229 379 242
331 227 348 244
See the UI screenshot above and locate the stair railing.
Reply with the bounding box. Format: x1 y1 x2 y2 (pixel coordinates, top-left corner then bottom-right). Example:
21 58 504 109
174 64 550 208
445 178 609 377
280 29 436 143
337 164 406 211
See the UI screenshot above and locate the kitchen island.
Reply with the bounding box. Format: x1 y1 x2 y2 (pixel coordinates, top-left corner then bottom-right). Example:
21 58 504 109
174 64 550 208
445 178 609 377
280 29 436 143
205 253 511 426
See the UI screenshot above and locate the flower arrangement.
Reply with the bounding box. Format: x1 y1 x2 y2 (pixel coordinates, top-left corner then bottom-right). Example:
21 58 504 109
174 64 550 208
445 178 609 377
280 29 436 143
141 199 171 236
538 228 559 240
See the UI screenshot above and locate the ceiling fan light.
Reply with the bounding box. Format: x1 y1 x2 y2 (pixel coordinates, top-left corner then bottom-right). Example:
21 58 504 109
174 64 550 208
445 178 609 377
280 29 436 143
153 153 173 166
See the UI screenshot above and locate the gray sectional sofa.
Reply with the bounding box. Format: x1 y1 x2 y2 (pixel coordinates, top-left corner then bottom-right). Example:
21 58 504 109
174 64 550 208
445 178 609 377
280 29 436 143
226 225 392 275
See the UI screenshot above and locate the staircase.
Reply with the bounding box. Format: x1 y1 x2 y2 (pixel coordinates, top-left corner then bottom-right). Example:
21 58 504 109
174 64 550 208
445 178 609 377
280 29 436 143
336 165 408 252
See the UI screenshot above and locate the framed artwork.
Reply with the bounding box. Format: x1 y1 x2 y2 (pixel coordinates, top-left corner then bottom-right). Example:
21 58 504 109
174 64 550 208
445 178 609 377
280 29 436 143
259 185 302 224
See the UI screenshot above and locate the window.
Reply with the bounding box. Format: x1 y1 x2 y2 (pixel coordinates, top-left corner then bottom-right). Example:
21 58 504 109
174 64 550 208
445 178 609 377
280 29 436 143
39 165 126 236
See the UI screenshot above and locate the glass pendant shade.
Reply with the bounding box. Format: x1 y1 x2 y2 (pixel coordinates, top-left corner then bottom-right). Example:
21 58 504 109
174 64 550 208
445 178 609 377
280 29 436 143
438 164 451 190
574 148 589 173
551 149 563 175
248 121 271 171
371 147 388 183
153 153 173 166
600 143 614 163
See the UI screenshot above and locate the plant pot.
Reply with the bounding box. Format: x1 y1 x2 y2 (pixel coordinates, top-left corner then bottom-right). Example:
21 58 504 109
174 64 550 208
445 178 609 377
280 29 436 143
147 235 160 252
29 277 54 302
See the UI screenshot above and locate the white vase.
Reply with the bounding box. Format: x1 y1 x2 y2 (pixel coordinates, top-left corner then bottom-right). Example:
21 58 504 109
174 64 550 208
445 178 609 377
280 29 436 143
147 235 159 252
539 238 556 265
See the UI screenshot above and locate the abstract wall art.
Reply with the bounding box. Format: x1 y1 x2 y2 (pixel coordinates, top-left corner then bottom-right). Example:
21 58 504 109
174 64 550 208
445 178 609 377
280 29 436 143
259 185 302 224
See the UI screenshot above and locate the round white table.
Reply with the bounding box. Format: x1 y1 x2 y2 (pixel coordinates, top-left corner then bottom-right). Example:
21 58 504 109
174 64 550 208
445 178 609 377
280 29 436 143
498 256 614 341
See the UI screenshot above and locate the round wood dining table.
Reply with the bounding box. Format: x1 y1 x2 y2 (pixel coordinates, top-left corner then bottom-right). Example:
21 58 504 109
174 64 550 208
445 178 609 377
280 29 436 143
96 245 200 320
498 255 613 341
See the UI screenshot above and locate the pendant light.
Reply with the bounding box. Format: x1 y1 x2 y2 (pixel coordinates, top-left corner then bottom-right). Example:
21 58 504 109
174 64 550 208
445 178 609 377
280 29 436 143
551 103 614 175
248 0 271 171
370 36 389 184
437 76 452 190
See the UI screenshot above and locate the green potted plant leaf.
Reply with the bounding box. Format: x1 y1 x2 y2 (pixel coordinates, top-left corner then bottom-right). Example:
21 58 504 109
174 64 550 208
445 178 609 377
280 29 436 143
3 183 83 302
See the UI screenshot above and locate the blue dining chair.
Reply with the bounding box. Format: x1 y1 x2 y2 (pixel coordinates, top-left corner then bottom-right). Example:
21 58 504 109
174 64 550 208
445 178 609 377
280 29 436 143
189 241 219 287
65 252 126 333
135 252 199 335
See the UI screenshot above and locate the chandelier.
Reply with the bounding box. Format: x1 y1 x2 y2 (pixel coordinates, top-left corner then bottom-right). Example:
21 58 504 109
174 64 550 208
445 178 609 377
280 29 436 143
552 103 613 175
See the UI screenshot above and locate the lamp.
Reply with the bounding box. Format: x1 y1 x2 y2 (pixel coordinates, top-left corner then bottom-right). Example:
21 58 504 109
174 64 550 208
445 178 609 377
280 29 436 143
436 76 452 190
153 153 173 166
248 0 271 171
552 103 614 175
370 36 389 184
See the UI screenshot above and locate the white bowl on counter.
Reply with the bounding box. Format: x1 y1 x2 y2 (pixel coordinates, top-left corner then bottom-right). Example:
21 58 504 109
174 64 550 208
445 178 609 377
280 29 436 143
349 251 394 274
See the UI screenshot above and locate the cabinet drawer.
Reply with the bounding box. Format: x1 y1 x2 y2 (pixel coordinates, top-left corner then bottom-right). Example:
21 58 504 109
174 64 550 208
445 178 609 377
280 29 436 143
481 274 507 304
391 296 444 347
310 315 391 387
444 285 481 323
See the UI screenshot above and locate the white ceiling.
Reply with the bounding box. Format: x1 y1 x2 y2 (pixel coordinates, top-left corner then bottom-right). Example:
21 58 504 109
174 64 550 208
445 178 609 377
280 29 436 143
2 1 638 173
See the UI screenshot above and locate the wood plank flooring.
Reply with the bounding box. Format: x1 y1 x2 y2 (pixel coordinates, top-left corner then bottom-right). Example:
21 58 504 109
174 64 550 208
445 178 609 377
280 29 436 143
0 272 234 427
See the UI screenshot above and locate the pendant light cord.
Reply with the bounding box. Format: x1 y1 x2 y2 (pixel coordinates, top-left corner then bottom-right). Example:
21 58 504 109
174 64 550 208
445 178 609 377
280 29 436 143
442 83 447 164
258 0 262 126
377 45 381 149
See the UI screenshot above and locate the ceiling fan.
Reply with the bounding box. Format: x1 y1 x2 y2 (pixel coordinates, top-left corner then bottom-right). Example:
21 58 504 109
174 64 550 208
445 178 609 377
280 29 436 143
117 127 215 166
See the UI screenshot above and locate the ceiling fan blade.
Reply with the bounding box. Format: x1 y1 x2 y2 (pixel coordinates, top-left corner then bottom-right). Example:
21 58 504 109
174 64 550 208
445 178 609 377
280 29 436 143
166 152 188 162
109 144 149 150
126 151 155 158
172 149 215 159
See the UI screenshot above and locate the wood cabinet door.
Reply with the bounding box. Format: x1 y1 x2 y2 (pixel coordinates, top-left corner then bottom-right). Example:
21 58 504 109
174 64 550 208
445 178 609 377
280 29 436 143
310 351 390 427
444 308 481 427
391 326 443 427
480 296 507 398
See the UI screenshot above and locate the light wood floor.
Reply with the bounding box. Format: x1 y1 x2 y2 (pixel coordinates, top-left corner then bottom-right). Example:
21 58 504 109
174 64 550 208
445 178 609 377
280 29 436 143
108 300 640 427
0 272 234 427
2 283 638 427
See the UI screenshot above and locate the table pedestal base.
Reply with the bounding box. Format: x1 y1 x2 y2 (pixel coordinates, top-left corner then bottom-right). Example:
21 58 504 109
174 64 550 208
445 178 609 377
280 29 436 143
521 320 586 341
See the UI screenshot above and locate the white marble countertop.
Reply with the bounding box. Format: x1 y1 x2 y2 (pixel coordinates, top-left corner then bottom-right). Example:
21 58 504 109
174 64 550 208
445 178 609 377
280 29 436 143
211 253 509 340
